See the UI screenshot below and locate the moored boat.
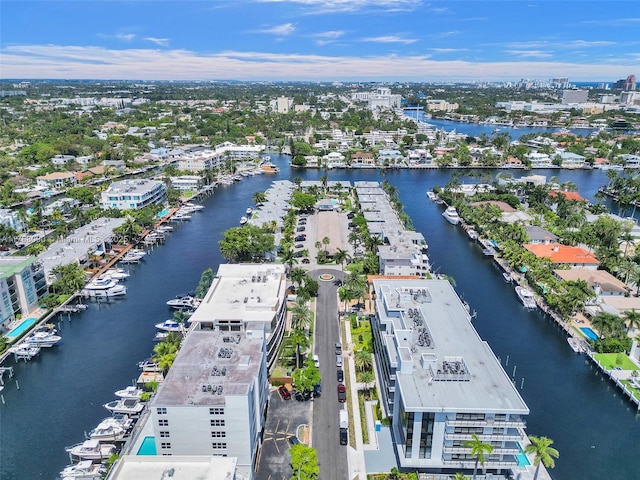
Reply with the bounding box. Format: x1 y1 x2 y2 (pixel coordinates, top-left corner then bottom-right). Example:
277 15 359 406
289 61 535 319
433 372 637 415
104 398 145 415
239 216 248 225
87 416 132 442
65 439 116 461
59 460 106 479
502 272 513 283
515 286 537 309
442 206 460 225
166 295 200 310
114 385 144 400
467 229 478 240
155 319 184 332
24 330 62 347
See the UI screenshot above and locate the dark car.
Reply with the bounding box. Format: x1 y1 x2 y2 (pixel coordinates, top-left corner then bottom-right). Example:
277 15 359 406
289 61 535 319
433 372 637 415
337 383 346 402
295 243 304 249
302 258 310 264
288 436 301 446
294 235 306 242
278 385 291 400
296 226 306 232
339 428 348 445
0 245 9 251
347 212 355 219
337 369 344 382
313 383 322 398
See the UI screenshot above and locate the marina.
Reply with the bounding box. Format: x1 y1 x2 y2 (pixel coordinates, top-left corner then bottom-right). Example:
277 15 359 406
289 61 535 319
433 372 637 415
1 163 640 480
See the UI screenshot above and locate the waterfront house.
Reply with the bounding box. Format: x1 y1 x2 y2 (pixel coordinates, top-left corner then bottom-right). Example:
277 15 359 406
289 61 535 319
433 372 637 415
36 172 78 190
100 179 166 211
553 268 629 298
170 175 202 191
524 226 558 245
370 278 529 474
555 151 586 168
351 151 376 167
548 190 587 203
524 243 599 269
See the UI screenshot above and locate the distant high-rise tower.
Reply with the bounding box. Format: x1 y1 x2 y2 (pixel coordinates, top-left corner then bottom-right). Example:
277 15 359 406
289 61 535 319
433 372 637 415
624 74 636 91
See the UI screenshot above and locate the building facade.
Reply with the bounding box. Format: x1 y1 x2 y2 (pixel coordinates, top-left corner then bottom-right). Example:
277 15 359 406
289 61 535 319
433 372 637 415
370 278 529 475
101 180 166 210
150 330 268 480
0 256 48 330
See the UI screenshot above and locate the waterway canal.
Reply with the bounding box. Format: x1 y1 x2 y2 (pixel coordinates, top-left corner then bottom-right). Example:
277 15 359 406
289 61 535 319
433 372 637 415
0 160 638 480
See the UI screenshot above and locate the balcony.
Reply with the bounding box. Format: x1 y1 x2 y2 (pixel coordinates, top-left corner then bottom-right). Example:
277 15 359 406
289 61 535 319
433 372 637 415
444 432 523 442
446 417 526 428
443 445 520 455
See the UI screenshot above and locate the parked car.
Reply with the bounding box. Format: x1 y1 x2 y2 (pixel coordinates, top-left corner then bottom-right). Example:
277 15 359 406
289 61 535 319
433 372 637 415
288 436 300 446
336 355 343 368
302 258 310 264
295 243 304 249
0 245 9 251
335 342 342 354
294 235 306 242
313 354 320 368
340 428 348 445
313 383 322 398
296 226 306 232
278 385 291 400
337 383 346 402
337 369 344 382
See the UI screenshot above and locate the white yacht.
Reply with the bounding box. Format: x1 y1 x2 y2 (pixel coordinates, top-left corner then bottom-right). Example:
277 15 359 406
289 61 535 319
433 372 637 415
8 343 41 359
104 398 145 415
156 225 174 233
166 295 200 310
24 330 62 347
65 439 116 461
87 416 132 442
59 460 106 479
467 229 479 240
515 286 537 309
114 385 144 400
183 202 204 211
442 206 460 225
239 216 248 225
246 207 253 215
155 319 184 332
104 268 130 280
81 277 127 298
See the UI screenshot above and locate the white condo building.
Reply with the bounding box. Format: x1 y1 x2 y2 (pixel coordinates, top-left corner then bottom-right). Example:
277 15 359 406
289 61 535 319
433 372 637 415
150 330 268 480
187 264 288 370
101 179 166 210
371 278 529 475
0 256 48 330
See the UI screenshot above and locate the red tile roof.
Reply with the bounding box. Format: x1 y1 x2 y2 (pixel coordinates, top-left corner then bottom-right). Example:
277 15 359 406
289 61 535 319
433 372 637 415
524 243 599 265
548 190 587 202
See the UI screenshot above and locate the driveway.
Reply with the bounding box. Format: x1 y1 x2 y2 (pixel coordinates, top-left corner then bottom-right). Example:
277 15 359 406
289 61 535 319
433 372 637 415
255 389 312 480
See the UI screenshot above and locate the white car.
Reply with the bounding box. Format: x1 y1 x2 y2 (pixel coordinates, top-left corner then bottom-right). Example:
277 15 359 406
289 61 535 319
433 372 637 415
313 354 320 368
336 355 343 368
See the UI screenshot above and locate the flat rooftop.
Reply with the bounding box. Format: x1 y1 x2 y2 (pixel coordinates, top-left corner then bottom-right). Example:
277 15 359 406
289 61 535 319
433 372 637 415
153 330 265 406
0 256 36 278
373 278 529 414
188 264 286 331
37 217 126 280
108 455 237 480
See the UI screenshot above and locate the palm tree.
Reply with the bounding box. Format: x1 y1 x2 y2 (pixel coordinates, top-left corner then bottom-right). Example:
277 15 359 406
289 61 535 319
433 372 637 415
354 349 373 372
624 309 640 335
359 369 375 399
280 247 298 273
333 248 351 271
463 433 493 480
290 297 312 331
322 236 331 253
452 474 468 480
290 268 307 290
152 340 178 374
591 312 625 338
338 287 356 314
253 191 267 206
525 436 559 480
289 328 310 369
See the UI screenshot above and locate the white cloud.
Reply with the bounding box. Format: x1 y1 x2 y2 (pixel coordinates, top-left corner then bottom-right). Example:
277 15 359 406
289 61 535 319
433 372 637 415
255 0 420 14
255 23 296 35
1 44 636 82
361 35 418 45
145 37 170 47
313 30 345 39
98 33 136 42
505 50 553 59
430 48 468 53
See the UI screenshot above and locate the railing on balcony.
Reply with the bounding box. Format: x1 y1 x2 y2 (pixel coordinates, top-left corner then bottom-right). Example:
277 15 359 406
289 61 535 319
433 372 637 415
443 445 520 455
446 418 526 428
444 432 523 442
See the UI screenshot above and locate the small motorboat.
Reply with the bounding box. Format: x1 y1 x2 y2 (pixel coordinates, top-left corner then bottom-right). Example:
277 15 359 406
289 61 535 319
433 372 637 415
239 216 248 225
104 398 145 415
59 460 106 479
166 296 200 310
88 417 131 442
114 385 144 399
65 439 116 461
155 319 184 332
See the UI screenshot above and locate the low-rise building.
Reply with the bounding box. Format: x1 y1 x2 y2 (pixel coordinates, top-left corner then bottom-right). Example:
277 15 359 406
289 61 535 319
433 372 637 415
106 456 239 480
553 268 629 298
36 172 78 190
150 329 268 480
0 256 48 330
0 209 26 232
187 264 287 370
524 243 599 269
371 278 529 474
101 179 166 210
171 176 203 191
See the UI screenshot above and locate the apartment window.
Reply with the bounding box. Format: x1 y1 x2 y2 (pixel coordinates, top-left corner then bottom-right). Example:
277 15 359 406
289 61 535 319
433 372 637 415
212 442 227 449
211 431 227 438
454 427 483 435
158 419 169 426
210 419 226 427
405 412 415 458
419 412 435 458
209 408 225 415
495 414 507 421
161 443 171 449
457 413 486 421
160 431 170 438
156 408 167 415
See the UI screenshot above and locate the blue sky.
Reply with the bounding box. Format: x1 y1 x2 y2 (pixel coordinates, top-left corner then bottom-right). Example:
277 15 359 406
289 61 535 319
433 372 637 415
1 0 638 81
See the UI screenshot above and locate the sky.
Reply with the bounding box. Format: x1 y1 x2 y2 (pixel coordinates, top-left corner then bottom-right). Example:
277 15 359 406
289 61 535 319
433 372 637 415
1 0 639 82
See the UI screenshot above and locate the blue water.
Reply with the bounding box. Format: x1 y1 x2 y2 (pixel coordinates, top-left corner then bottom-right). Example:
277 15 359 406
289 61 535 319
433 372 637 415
6 317 36 339
156 208 171 218
580 327 599 340
137 436 156 455
1 161 639 480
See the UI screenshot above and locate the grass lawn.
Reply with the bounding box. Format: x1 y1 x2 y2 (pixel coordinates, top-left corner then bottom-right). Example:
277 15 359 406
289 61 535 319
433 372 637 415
620 380 640 401
594 353 639 371
351 315 372 352
357 391 369 445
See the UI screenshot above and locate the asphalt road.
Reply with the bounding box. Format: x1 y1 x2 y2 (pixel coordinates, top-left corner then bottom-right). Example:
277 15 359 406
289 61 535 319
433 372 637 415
310 268 349 479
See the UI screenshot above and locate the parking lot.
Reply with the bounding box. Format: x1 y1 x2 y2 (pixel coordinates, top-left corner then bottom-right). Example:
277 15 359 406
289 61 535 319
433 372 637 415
255 387 312 480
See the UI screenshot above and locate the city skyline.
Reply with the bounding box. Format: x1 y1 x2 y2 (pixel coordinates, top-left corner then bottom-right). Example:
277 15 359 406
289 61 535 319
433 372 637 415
1 0 639 81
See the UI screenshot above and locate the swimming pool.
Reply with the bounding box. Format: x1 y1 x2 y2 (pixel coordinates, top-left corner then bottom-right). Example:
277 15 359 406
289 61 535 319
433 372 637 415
137 436 157 455
580 327 599 340
6 318 37 339
516 443 531 466
156 208 171 218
